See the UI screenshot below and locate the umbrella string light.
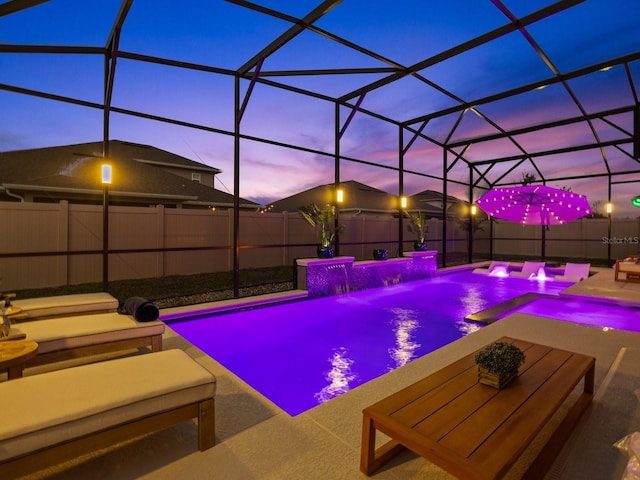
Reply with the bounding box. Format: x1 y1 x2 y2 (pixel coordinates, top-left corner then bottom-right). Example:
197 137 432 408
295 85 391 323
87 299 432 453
478 186 591 224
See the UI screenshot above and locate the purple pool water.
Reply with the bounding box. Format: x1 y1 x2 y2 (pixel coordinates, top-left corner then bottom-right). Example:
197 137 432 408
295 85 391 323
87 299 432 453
168 271 638 416
516 296 640 331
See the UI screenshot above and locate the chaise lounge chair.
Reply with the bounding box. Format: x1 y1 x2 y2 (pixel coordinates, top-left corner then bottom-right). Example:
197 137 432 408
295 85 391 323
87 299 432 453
554 262 591 282
473 261 510 277
5 311 165 369
0 349 216 478
509 261 548 279
11 292 119 320
614 256 640 282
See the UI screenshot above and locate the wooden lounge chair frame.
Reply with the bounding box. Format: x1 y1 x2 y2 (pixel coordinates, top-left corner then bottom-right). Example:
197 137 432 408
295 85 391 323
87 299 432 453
0 398 214 478
0 349 216 478
614 256 640 283
6 311 165 369
28 333 163 367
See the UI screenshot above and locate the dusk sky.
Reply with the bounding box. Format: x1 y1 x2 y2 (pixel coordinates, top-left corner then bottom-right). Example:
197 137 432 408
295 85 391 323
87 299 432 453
1 0 639 216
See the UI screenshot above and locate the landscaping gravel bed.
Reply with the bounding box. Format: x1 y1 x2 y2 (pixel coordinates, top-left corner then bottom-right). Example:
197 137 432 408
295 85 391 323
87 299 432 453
154 282 295 309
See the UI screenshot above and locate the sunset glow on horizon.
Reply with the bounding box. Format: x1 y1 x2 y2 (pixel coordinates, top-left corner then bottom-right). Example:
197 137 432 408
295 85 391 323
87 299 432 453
1 0 638 215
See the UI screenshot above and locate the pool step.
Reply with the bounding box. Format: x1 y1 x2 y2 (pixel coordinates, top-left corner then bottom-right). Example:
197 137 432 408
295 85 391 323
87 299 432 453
465 293 555 324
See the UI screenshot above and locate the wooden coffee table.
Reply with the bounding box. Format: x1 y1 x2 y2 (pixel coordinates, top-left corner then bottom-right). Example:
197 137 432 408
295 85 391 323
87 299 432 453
0 340 39 380
361 336 595 479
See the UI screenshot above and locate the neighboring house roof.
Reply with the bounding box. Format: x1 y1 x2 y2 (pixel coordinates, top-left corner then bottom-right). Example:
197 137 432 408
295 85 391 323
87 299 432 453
269 180 399 214
270 181 466 218
0 140 258 209
409 189 469 218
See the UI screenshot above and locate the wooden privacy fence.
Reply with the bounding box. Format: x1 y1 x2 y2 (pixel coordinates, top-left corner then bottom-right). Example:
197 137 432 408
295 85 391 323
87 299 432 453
0 201 638 290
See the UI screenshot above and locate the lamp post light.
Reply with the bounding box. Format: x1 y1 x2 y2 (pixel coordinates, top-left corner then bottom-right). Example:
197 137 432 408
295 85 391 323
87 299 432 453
101 164 112 292
469 203 477 263
398 196 408 254
334 187 344 256
606 201 613 267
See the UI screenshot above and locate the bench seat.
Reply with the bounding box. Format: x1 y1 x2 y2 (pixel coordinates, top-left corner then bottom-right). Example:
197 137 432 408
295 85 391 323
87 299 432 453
12 292 119 319
0 349 216 477
8 312 165 367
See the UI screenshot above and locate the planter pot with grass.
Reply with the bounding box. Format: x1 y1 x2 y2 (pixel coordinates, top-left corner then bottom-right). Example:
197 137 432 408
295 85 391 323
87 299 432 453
299 203 344 259
475 341 526 389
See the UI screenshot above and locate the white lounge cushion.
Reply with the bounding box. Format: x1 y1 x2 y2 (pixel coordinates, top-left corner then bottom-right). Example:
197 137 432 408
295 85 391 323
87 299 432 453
553 275 582 283
509 271 533 278
473 268 491 275
12 293 119 319
509 261 547 279
619 262 640 273
473 261 510 276
555 262 591 282
0 349 216 461
10 312 165 354
522 261 545 275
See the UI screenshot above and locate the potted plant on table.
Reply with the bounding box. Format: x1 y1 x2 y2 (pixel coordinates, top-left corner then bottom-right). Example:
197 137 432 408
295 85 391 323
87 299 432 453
404 210 428 251
299 203 343 259
475 341 526 389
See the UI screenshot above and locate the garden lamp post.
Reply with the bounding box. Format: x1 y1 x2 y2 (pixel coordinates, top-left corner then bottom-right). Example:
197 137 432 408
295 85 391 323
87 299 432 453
335 187 344 256
606 201 613 266
399 196 407 255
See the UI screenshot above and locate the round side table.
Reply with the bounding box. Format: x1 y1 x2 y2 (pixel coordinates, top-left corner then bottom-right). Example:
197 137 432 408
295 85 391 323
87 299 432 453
0 340 39 380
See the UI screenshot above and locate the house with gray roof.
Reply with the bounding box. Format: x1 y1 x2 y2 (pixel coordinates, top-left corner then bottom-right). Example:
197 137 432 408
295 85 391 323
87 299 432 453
0 140 259 210
269 180 467 219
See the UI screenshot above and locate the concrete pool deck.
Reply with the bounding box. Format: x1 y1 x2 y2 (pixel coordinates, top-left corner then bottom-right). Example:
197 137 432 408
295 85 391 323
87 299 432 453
20 267 640 479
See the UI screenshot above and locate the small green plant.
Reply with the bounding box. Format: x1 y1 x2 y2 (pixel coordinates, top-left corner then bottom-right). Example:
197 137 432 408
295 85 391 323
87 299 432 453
404 210 428 244
475 341 525 375
299 203 343 248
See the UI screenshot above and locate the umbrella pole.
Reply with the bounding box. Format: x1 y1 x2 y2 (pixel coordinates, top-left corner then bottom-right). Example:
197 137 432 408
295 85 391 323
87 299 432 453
541 225 546 262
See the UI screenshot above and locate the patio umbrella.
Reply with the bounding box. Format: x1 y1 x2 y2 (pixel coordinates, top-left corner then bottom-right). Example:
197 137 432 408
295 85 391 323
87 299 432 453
476 185 591 260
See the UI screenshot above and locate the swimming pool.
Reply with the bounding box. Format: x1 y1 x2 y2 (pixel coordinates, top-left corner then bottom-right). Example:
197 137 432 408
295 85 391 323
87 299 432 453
168 270 587 416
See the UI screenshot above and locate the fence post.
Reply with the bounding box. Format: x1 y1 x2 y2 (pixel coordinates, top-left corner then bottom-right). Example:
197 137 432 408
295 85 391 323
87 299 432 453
59 200 69 286
156 204 165 278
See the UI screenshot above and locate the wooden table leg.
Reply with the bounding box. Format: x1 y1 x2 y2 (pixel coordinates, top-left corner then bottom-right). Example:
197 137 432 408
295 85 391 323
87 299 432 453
584 361 595 394
361 414 406 476
522 361 595 480
360 415 376 475
7 364 24 380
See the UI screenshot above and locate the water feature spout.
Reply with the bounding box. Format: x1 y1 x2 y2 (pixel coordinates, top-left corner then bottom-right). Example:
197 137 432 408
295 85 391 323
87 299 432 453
327 263 350 294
